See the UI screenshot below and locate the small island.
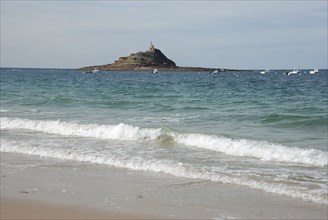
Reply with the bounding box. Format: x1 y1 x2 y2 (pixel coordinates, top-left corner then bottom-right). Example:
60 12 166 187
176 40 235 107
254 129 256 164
78 42 238 72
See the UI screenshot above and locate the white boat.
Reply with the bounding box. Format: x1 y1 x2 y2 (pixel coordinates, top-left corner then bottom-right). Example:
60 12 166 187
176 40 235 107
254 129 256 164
210 70 219 74
153 69 158 74
92 69 100 73
260 70 269 74
286 69 300 75
309 69 318 74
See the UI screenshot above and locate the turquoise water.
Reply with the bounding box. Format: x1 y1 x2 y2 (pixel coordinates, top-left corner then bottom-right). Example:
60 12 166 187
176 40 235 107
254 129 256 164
1 68 327 204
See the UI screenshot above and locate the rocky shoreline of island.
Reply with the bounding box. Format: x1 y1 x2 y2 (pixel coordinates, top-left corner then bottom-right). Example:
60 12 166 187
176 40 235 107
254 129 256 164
77 43 242 73
78 65 240 73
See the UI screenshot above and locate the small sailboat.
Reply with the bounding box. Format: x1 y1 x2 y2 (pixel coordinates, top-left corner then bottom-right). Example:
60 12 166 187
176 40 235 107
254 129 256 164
153 69 158 74
260 70 269 74
309 69 318 74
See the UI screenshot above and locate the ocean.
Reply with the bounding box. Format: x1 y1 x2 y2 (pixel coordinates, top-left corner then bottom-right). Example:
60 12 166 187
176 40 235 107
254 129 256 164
1 68 327 205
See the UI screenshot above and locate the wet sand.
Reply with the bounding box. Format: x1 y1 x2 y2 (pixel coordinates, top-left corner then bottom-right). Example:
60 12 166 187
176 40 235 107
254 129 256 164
1 152 327 219
1 197 149 219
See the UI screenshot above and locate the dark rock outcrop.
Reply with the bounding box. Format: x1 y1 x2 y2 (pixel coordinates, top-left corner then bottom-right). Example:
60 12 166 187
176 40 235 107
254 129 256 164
78 43 239 72
79 43 177 71
111 48 176 69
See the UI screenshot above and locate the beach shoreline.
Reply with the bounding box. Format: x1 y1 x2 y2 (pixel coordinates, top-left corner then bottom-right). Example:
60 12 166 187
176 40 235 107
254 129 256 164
1 152 327 219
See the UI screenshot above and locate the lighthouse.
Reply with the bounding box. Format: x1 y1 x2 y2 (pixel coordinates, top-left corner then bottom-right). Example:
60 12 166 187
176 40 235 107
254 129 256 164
150 41 155 52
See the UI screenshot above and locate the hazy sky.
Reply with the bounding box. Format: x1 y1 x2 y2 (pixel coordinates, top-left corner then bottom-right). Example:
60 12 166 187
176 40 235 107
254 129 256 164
1 0 327 69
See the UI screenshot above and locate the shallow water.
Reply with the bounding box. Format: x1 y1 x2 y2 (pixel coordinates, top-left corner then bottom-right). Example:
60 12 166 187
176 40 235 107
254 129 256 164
1 68 327 204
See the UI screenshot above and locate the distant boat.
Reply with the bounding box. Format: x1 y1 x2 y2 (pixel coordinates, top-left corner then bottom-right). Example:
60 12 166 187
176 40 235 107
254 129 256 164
85 68 99 74
286 69 300 75
260 70 269 74
153 69 158 74
210 70 219 74
309 69 319 74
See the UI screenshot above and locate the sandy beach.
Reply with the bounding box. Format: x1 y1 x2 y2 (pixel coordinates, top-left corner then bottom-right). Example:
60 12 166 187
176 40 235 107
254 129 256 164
1 197 149 219
1 152 327 219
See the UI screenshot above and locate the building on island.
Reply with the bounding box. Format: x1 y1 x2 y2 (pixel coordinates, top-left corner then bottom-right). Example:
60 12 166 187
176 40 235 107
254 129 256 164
150 42 155 52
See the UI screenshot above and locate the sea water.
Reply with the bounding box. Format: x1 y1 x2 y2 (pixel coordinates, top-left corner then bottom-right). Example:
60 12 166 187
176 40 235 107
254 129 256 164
1 68 327 204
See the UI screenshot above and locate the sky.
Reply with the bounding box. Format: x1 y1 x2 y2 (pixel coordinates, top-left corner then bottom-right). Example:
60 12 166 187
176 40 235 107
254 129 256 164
1 0 327 69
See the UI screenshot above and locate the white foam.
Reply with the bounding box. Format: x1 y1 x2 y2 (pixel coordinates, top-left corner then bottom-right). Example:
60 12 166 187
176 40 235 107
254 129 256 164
1 117 327 167
1 140 326 205
174 133 328 167
0 117 161 141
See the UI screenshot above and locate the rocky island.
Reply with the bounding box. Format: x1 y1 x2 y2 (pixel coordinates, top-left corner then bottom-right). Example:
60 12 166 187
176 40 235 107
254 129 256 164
78 42 236 72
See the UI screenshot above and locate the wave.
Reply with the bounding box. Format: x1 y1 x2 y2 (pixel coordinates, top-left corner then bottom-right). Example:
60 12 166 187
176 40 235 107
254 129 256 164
49 95 79 103
1 139 326 204
173 133 327 167
261 113 307 123
1 117 327 167
261 114 327 127
0 117 162 141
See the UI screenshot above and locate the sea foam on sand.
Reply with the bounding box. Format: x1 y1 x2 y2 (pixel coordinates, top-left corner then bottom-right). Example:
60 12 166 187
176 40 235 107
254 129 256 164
1 152 327 219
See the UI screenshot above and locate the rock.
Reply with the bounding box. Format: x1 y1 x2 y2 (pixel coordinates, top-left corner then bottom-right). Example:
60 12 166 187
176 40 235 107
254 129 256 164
78 42 176 71
77 42 239 72
110 47 176 69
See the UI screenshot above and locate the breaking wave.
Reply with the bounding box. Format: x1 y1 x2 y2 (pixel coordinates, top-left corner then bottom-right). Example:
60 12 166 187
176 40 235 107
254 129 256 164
1 139 326 204
1 117 327 167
